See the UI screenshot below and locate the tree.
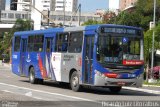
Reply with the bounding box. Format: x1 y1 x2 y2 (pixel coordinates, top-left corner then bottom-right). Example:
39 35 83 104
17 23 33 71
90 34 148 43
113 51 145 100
109 0 160 31
0 19 32 62
81 19 102 26
144 22 160 64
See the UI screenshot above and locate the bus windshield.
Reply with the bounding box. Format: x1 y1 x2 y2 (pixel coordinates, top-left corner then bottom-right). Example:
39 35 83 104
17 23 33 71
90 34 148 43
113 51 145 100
97 34 142 66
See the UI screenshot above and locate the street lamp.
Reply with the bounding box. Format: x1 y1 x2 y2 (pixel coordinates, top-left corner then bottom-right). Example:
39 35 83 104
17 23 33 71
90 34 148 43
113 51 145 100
149 0 156 83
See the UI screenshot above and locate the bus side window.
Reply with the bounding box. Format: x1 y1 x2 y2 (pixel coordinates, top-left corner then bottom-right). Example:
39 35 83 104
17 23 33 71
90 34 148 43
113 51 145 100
56 33 69 52
14 36 21 52
28 35 44 52
68 32 83 53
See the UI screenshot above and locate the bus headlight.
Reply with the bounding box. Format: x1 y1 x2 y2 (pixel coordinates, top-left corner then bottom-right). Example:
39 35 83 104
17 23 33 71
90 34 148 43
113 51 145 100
136 74 143 79
94 70 102 76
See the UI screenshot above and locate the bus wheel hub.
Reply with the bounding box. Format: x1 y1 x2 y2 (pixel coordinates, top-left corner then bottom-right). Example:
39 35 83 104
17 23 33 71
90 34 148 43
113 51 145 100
72 77 78 87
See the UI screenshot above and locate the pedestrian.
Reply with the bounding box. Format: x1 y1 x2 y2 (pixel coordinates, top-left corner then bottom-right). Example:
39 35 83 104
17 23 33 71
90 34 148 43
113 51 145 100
2 58 4 66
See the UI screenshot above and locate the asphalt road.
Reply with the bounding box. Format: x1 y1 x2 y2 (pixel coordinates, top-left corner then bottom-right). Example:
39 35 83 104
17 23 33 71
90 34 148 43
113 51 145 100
0 64 160 107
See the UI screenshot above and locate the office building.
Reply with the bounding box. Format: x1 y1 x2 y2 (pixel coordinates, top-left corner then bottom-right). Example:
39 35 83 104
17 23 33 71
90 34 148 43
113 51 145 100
10 0 52 11
0 0 6 10
10 0 17 10
119 0 137 11
54 0 78 12
109 0 119 10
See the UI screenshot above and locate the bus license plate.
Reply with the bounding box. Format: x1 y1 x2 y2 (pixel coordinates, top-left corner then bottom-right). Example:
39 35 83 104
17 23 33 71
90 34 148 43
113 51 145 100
117 82 126 86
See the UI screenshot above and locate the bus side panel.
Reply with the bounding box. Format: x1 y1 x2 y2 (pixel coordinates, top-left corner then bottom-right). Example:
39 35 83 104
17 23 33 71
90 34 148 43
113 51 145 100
26 52 43 79
12 52 21 76
51 53 62 81
60 53 82 83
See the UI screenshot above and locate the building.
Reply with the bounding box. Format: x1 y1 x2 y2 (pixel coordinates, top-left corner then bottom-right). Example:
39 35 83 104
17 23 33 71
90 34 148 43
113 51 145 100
0 10 30 24
54 0 78 12
0 0 6 10
10 0 17 10
17 0 31 11
42 11 101 27
10 0 52 11
10 0 30 11
50 0 55 11
42 0 51 11
109 0 119 10
119 0 137 11
10 0 78 12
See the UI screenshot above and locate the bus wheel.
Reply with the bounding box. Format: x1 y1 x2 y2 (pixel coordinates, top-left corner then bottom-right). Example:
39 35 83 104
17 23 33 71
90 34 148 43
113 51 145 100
38 79 44 84
70 72 82 92
109 86 122 93
29 67 37 84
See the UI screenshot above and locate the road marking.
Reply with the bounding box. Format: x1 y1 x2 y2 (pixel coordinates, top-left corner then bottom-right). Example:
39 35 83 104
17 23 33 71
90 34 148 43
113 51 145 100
2 90 45 100
0 82 96 102
123 87 160 95
32 96 44 100
2 90 15 94
25 91 32 97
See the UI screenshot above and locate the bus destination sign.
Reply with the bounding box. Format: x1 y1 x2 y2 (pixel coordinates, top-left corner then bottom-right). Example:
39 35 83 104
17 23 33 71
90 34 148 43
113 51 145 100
101 27 141 35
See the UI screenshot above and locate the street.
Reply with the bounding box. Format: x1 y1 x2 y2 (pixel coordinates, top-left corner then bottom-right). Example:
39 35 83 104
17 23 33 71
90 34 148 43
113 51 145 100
0 64 160 107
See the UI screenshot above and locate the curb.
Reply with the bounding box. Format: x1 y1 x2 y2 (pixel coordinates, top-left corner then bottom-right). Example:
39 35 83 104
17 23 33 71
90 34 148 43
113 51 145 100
123 87 160 95
143 84 160 88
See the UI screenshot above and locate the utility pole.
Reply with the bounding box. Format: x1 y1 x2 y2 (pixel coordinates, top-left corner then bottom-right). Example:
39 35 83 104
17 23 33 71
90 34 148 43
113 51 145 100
149 0 156 83
63 0 66 26
78 4 81 26
70 3 81 26
48 8 50 27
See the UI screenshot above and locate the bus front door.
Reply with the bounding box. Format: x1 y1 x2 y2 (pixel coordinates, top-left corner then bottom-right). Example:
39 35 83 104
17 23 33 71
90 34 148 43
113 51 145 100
44 37 56 80
20 38 27 76
84 36 94 84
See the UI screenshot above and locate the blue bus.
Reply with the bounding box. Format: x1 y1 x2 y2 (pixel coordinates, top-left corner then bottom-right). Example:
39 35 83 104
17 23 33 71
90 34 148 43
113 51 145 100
12 24 144 93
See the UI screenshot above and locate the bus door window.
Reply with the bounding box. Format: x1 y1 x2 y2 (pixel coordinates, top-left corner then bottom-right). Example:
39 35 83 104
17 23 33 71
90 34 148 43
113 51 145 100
22 39 27 52
44 37 54 79
20 38 27 75
84 36 94 83
45 38 51 52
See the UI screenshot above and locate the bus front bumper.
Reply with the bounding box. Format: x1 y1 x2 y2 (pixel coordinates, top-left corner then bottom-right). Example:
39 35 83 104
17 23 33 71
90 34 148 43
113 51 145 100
94 74 143 87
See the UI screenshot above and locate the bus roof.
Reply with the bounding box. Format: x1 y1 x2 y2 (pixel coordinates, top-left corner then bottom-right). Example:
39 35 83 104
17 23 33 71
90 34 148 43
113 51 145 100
14 24 142 36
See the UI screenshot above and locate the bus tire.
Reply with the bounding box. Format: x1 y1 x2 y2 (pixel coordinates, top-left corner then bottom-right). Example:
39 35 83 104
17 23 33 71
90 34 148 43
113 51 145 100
70 71 82 92
29 67 38 84
38 79 44 84
109 86 122 93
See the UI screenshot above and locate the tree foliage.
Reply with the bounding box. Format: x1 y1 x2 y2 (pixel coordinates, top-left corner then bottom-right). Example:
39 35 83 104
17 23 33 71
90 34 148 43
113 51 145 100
144 22 160 62
0 19 32 60
81 19 102 26
109 0 160 31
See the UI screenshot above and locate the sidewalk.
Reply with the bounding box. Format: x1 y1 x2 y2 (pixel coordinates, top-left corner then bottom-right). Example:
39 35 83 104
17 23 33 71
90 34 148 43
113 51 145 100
0 63 11 69
123 84 160 95
143 84 160 88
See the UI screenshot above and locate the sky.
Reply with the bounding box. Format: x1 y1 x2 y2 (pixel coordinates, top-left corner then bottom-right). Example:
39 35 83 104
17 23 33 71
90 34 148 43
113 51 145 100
5 0 119 12
78 0 109 12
